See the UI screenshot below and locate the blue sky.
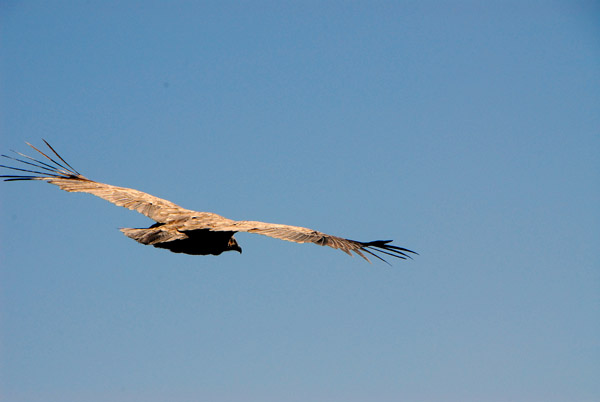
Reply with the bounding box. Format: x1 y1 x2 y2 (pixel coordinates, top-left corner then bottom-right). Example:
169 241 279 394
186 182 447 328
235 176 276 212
1 1 599 401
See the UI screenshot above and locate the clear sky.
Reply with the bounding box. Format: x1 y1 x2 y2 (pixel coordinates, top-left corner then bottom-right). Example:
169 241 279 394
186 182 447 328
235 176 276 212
1 1 598 401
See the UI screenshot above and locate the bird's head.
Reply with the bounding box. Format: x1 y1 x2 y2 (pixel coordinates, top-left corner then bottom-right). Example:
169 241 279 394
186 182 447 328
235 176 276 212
228 236 242 254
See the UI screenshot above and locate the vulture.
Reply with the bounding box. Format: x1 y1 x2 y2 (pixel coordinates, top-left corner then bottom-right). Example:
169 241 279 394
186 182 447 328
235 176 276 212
1 141 416 263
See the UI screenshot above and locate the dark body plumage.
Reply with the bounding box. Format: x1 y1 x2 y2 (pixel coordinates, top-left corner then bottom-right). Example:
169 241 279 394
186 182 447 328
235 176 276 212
122 224 240 255
1 141 417 263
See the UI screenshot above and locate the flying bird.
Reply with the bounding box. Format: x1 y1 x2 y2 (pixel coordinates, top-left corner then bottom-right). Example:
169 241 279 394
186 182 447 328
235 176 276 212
1 141 416 263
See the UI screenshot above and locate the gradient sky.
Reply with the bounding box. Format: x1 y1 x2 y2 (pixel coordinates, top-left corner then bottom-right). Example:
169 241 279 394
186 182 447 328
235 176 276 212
1 1 599 401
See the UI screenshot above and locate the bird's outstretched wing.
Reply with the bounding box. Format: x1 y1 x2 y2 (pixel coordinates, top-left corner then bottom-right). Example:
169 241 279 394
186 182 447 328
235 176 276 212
0 140 218 223
185 219 417 263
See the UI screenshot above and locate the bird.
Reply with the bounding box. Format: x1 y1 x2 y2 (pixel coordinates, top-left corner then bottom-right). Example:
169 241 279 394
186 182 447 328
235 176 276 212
1 140 417 263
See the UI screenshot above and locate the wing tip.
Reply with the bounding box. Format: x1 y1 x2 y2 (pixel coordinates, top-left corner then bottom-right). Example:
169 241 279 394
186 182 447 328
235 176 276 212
355 239 417 264
1 140 81 181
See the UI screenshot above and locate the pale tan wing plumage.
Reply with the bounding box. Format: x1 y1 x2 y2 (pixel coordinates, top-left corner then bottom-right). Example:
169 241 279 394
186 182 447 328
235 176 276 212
206 220 416 263
43 177 201 223
0 141 219 223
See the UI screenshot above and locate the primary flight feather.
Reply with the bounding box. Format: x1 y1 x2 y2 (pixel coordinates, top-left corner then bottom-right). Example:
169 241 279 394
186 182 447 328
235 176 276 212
1 141 417 263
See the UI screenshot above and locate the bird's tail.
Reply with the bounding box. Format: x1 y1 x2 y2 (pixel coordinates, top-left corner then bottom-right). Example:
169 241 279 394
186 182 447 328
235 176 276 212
120 225 187 245
121 227 164 245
